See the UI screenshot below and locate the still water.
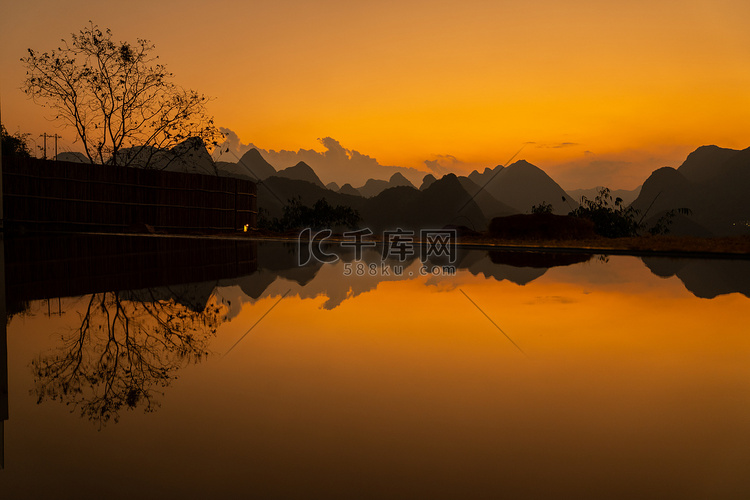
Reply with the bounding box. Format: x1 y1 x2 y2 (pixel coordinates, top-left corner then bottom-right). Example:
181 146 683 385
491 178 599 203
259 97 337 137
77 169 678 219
1 235 749 499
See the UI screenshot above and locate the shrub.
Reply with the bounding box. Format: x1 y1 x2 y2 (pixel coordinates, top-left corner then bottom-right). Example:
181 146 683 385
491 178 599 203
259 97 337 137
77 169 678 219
259 197 360 232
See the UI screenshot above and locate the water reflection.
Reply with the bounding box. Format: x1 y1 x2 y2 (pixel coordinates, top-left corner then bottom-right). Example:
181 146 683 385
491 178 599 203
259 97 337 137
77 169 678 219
221 243 596 310
643 257 750 298
3 234 750 497
31 291 221 425
3 236 603 428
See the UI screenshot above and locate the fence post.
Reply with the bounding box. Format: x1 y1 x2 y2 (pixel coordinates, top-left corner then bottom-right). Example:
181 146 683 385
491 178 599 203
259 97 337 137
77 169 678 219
1 101 4 231
0 230 8 469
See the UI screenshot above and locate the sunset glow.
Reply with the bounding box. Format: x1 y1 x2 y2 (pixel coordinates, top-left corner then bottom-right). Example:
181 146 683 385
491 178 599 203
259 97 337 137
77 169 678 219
2 0 749 188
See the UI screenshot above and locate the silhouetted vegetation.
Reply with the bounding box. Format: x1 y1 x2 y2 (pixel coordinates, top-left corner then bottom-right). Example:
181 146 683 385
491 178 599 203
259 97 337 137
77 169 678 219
646 207 694 235
1 124 32 158
21 23 220 166
568 187 691 237
568 188 642 237
259 197 361 232
531 201 554 214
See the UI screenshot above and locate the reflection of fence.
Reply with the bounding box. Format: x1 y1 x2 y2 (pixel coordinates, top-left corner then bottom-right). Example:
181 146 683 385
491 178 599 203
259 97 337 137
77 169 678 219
5 233 258 306
2 156 257 232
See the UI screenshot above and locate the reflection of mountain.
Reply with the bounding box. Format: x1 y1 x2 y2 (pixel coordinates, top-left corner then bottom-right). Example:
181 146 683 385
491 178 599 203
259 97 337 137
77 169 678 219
257 241 322 285
213 245 595 310
456 250 547 285
641 257 750 299
631 145 750 236
124 282 220 313
488 251 592 269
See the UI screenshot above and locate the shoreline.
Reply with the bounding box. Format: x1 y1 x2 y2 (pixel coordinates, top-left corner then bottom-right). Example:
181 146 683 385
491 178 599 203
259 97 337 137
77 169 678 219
7 230 749 260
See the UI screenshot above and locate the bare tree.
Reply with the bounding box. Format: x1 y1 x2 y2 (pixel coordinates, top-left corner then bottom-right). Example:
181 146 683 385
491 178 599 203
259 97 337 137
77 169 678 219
21 22 221 167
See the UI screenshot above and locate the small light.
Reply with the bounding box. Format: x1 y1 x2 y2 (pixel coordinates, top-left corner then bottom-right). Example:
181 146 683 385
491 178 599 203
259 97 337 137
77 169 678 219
243 224 249 232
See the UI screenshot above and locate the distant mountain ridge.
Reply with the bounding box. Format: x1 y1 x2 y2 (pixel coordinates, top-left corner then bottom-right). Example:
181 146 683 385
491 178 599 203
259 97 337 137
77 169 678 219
356 172 416 198
567 186 642 207
631 145 750 236
66 138 749 237
465 160 577 214
275 161 326 188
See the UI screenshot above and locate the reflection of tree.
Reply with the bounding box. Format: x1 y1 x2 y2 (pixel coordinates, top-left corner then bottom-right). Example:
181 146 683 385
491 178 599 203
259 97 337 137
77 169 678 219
31 291 222 425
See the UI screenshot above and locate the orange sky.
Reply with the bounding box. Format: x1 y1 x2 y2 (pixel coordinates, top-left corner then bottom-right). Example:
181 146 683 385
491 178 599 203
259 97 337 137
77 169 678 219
2 0 749 189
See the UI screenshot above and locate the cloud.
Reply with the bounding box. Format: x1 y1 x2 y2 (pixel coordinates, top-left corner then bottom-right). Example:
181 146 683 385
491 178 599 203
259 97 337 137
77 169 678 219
532 142 581 149
215 129 426 187
217 127 245 155
423 154 460 175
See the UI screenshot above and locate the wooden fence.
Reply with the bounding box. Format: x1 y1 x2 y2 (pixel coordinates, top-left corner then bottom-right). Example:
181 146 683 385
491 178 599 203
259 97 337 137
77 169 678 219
2 156 257 232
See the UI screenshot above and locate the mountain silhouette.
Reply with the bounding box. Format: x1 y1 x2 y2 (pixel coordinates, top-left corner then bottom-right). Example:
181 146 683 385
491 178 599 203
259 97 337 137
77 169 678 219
215 161 255 181
105 139 749 237
388 172 415 188
55 151 88 163
357 172 416 198
676 145 739 183
456 176 520 220
631 145 750 235
115 138 217 176
326 181 340 191
360 174 497 231
338 183 362 197
224 148 277 181
468 166 500 185
466 160 575 214
420 174 437 191
275 161 326 188
567 186 642 207
357 179 391 198
258 176 365 219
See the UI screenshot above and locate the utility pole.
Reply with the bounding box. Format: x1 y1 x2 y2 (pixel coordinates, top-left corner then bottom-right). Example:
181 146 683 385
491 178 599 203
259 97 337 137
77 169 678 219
0 96 7 469
1 95 4 230
40 133 62 160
